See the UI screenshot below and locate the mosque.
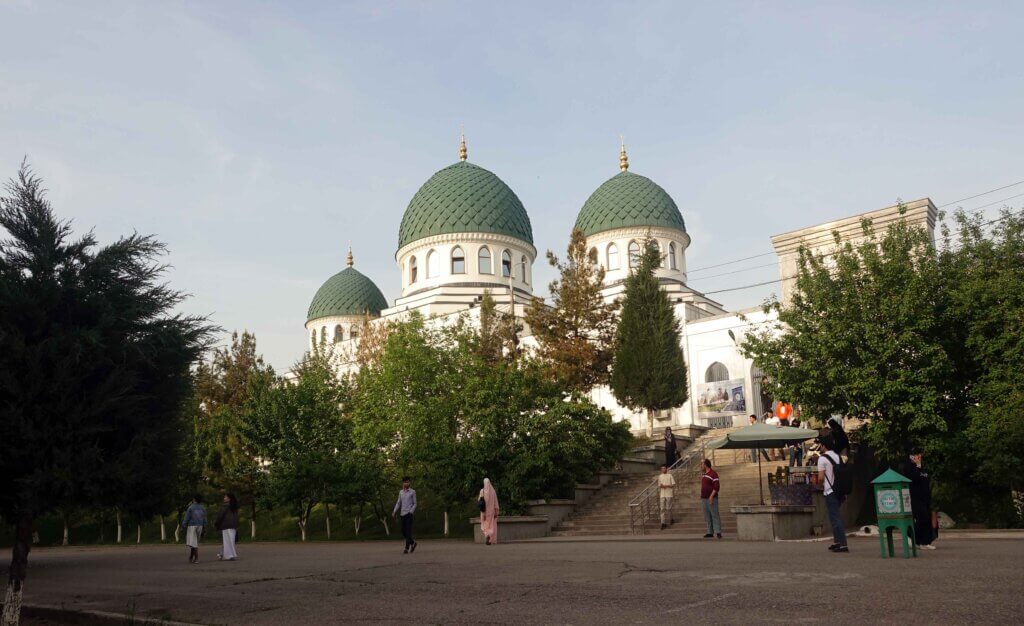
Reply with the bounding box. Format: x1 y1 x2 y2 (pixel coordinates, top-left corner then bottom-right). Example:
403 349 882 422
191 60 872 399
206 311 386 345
304 136 937 434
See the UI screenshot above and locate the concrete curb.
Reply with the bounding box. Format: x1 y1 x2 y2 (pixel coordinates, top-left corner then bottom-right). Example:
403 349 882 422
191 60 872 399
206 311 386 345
19 604 201 625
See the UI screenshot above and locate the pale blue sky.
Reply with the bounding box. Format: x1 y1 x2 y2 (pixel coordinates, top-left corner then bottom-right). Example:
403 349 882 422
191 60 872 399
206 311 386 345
3 1 1022 370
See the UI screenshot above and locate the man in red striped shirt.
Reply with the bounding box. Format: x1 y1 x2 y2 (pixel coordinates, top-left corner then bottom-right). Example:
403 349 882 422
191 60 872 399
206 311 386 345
701 459 722 538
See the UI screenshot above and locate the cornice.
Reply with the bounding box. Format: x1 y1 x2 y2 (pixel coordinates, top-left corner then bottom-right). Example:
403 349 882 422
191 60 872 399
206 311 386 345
396 232 537 261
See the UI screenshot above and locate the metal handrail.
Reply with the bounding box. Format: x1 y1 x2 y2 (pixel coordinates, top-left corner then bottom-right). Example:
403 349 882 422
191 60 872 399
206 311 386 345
628 435 713 535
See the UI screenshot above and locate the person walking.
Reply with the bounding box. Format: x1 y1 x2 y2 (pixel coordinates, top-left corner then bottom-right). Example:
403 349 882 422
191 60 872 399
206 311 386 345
817 436 848 553
663 427 678 468
903 447 936 550
215 492 240 561
748 415 770 463
700 459 722 538
392 476 417 554
478 478 500 545
657 466 676 530
181 494 207 564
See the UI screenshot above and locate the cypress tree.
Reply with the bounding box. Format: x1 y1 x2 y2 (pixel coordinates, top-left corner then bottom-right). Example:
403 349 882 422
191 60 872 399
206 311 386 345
609 238 688 436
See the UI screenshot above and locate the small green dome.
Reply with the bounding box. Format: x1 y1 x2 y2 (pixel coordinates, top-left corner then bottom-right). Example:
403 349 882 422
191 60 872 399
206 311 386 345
398 161 533 250
575 171 686 237
307 267 388 322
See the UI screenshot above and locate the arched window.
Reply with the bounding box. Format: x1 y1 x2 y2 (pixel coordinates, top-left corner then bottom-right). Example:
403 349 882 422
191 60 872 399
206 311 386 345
501 249 512 278
607 243 619 270
333 324 344 343
705 362 730 383
409 256 418 284
451 246 465 274
310 331 316 346
628 241 641 268
426 249 439 278
589 247 599 268
320 327 327 344
657 241 665 268
350 327 360 340
520 256 528 284
669 242 677 270
478 246 492 274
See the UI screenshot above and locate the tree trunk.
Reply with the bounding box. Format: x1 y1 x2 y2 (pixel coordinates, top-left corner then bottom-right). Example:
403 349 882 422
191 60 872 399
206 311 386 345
1012 483 1024 524
646 407 654 438
353 515 361 535
159 516 167 542
250 502 257 540
115 509 122 544
443 510 449 537
61 512 69 547
2 514 33 626
325 504 331 540
174 524 180 543
136 523 141 544
298 519 307 542
380 517 390 536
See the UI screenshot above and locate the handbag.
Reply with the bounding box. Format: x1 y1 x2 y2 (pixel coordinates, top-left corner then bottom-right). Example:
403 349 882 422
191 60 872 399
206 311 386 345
477 497 486 513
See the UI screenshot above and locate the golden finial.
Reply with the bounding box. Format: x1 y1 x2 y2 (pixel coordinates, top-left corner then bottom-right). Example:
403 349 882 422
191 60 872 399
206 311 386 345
346 245 354 267
619 135 629 172
459 126 468 162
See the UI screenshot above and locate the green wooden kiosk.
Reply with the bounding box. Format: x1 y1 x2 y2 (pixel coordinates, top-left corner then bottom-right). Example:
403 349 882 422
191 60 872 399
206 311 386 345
872 469 917 558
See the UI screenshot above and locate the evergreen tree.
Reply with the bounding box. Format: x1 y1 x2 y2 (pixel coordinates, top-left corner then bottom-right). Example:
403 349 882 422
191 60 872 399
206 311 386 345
525 229 618 394
0 166 213 624
609 238 688 436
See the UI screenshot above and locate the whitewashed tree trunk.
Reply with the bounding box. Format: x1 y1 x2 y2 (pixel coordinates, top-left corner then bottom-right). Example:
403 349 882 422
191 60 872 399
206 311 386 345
380 517 390 536
62 514 69 547
443 510 449 537
159 516 167 542
298 519 307 541
2 582 23 626
174 525 180 543
136 524 141 544
353 516 361 535
116 509 122 544
325 504 331 540
646 408 654 438
250 519 256 540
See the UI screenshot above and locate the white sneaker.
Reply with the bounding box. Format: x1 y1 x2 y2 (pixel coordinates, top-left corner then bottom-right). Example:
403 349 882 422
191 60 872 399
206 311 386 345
920 544 936 550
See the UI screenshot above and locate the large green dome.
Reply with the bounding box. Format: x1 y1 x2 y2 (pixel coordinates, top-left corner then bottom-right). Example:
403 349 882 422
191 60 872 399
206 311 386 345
575 171 686 237
307 267 388 322
398 161 533 250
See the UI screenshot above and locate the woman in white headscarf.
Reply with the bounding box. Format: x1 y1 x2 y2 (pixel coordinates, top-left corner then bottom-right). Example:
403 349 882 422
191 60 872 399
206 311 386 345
478 478 500 545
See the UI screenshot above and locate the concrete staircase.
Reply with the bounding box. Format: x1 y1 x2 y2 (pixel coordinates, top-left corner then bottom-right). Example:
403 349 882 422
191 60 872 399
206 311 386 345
550 458 788 537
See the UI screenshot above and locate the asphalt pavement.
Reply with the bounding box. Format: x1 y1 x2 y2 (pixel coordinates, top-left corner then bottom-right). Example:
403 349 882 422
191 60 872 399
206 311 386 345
10 536 1024 625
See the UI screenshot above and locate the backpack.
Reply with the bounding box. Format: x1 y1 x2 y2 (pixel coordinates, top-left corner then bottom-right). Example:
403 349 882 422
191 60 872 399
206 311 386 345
823 453 853 498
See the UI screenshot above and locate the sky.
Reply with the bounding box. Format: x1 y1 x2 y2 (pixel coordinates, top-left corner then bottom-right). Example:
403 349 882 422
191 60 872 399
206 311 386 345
2 1 1023 371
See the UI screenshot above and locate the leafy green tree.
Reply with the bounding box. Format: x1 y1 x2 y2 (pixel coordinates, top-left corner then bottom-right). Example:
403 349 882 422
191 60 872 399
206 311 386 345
609 238 688 436
741 214 953 462
241 351 353 541
525 229 618 394
938 209 1024 523
192 331 273 538
0 166 212 624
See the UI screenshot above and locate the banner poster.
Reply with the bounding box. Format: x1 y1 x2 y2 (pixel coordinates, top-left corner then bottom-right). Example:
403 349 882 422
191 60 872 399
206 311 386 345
697 378 747 415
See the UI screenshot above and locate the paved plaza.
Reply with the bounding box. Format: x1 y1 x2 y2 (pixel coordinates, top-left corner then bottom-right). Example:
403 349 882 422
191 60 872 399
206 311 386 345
13 537 1024 625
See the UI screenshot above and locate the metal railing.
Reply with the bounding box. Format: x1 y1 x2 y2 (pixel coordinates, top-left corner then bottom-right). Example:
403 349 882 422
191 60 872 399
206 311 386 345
628 436 712 535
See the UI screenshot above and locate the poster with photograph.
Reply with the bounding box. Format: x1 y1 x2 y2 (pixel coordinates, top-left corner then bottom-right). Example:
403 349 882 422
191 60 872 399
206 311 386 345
697 378 747 415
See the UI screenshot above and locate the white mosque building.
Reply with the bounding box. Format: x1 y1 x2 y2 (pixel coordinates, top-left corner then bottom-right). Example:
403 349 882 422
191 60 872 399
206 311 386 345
304 137 937 434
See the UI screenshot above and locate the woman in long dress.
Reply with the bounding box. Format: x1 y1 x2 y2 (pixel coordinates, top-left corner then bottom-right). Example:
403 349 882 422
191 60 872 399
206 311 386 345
479 478 500 545
663 427 678 467
215 492 240 561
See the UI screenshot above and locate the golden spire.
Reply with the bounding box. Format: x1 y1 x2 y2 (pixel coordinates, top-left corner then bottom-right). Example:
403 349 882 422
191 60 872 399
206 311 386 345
346 245 354 267
459 126 468 162
619 135 629 172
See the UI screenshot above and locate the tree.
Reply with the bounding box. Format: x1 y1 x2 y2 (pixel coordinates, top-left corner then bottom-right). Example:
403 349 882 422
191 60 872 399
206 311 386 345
242 351 353 541
939 209 1024 523
192 331 273 539
0 166 212 625
525 229 618 394
741 213 953 462
609 238 688 436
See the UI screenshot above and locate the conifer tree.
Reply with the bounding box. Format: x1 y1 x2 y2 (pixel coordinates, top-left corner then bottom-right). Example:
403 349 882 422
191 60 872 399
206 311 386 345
525 229 618 395
609 238 688 436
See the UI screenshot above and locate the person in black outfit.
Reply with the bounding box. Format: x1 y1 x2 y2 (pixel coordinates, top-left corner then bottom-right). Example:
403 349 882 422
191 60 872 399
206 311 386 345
903 447 936 549
663 427 678 467
827 417 850 457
